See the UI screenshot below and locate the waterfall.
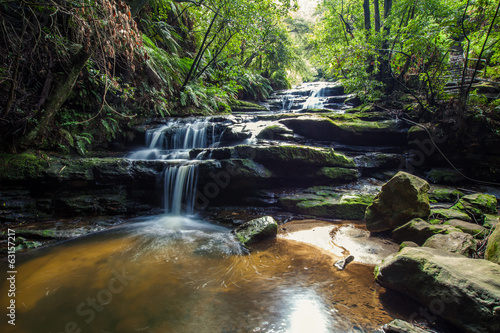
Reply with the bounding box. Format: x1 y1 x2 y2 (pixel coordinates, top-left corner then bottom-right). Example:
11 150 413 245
303 85 326 110
163 163 199 215
281 91 296 111
127 117 226 215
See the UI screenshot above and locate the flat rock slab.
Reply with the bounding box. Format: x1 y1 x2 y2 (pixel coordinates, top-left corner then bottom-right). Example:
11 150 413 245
376 247 500 333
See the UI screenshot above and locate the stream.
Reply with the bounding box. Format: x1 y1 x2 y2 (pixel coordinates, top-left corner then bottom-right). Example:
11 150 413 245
1 82 420 333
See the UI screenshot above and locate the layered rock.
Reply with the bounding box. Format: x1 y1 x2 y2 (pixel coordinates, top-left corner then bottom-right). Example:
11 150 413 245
365 172 431 232
376 247 500 333
279 187 374 220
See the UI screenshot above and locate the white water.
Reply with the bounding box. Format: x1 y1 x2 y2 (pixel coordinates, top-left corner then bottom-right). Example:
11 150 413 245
126 118 223 215
163 162 199 215
303 86 326 109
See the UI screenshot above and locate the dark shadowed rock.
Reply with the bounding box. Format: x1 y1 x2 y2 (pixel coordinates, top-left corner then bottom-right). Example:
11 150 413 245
365 172 431 232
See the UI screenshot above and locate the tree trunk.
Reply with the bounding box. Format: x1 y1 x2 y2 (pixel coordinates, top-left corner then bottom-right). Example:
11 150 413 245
22 47 95 146
374 0 381 32
363 0 371 31
384 0 392 19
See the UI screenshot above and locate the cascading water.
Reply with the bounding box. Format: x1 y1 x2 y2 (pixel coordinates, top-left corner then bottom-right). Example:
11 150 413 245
163 162 198 215
303 84 326 110
127 117 224 215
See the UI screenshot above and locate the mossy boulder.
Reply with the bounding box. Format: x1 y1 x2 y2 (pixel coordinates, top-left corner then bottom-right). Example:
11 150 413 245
448 219 488 238
280 190 373 220
232 216 278 246
256 125 294 140
452 193 498 224
375 247 500 333
392 218 462 245
423 232 477 256
365 172 431 232
485 225 500 264
429 188 464 203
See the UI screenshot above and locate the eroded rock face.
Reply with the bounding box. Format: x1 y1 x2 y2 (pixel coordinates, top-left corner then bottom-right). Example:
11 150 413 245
375 247 500 333
232 216 278 246
365 172 431 232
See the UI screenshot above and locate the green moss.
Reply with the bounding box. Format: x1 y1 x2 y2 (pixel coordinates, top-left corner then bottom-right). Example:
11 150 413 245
374 265 381 280
230 100 268 111
429 189 464 203
316 167 358 181
236 145 356 168
0 152 50 181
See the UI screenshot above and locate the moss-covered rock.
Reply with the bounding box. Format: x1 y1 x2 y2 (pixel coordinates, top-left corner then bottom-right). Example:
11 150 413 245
279 115 408 146
280 190 373 220
423 232 477 256
232 216 278 245
398 241 419 251
392 218 462 245
256 125 294 140
315 167 358 182
429 188 464 203
430 208 473 222
365 172 431 232
426 168 464 184
234 144 356 168
485 225 500 264
452 193 498 224
0 152 50 181
375 247 500 333
230 100 268 112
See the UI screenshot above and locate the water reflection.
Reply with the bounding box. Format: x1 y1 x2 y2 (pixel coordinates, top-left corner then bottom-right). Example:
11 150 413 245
0 216 406 333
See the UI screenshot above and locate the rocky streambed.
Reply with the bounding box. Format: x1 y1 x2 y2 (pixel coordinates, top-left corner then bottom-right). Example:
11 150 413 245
1 82 500 332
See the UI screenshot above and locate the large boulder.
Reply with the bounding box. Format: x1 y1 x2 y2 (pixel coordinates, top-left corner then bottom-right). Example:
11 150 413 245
365 172 431 232
486 225 500 264
392 218 462 245
375 247 500 333
422 232 477 256
232 216 278 246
